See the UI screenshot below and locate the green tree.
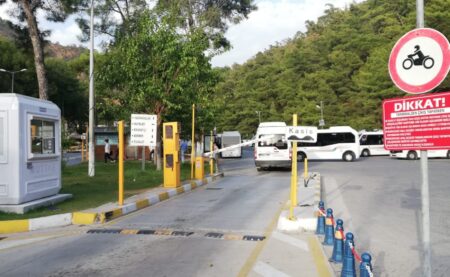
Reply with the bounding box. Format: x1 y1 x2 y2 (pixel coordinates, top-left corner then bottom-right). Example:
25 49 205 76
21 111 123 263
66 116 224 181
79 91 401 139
97 11 217 167
156 0 257 53
0 0 85 99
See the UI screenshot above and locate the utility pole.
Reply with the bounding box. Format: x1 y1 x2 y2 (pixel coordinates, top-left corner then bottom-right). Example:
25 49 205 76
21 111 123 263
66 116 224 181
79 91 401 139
88 0 95 177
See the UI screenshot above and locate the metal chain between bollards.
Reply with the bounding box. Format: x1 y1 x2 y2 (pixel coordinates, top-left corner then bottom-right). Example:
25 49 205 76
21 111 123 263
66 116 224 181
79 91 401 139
365 265 374 277
348 241 362 262
318 208 326 217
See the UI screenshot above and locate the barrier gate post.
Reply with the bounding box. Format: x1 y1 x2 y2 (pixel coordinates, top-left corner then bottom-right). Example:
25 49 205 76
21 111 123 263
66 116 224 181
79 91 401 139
163 122 181 188
118 120 124 205
289 114 298 220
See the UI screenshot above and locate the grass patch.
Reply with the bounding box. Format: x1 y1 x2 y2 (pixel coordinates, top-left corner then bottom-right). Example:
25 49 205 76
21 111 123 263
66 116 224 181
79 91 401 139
0 161 198 220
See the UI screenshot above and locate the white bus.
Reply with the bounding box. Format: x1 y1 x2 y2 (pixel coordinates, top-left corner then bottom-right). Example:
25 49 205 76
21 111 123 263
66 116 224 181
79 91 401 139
297 126 360 162
220 131 242 158
254 122 291 171
390 149 450 160
359 130 390 157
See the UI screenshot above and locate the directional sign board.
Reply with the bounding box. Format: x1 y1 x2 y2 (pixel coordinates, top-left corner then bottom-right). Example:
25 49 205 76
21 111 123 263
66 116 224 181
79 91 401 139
383 92 450 150
389 28 450 94
286 126 318 143
130 114 157 147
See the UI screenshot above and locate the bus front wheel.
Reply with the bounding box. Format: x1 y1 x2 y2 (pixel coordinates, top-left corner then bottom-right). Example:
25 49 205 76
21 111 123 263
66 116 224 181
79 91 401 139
361 149 370 157
343 151 355 162
407 151 418 160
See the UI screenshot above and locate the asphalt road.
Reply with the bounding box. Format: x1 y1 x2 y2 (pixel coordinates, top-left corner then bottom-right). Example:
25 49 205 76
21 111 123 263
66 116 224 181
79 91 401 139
0 148 292 277
309 155 450 277
2 148 448 276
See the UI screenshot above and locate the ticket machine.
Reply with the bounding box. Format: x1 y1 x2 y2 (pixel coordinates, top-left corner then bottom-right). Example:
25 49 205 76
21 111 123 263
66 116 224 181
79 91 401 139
163 122 180 188
0 94 62 205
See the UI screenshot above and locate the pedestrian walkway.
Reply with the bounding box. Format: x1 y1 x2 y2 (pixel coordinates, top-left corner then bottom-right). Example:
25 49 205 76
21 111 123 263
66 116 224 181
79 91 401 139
239 172 334 277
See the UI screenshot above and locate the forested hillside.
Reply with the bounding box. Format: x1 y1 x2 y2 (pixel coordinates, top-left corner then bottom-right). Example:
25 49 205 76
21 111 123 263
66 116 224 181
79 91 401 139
214 0 450 138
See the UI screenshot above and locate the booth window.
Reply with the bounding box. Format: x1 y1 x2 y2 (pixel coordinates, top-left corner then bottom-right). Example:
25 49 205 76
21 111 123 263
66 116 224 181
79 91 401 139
31 119 55 155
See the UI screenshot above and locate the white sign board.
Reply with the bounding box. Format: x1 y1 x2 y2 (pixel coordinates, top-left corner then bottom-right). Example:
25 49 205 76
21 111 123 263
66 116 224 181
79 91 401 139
130 114 157 147
286 126 318 143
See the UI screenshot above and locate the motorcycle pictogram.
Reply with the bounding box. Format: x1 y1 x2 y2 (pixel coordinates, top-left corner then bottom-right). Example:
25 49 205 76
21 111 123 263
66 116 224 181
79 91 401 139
402 45 434 70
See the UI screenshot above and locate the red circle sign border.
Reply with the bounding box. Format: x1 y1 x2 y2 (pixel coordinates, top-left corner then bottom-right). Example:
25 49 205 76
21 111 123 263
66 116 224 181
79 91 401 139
389 28 450 94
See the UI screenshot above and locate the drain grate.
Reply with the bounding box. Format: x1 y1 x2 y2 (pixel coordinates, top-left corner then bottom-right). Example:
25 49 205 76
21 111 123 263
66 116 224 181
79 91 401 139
85 228 265 242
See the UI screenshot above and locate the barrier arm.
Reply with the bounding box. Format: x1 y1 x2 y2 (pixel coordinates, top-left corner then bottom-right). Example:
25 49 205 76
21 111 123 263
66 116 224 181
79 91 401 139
202 136 275 157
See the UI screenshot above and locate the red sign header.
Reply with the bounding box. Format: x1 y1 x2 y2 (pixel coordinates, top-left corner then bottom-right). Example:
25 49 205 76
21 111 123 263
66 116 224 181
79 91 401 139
383 92 450 150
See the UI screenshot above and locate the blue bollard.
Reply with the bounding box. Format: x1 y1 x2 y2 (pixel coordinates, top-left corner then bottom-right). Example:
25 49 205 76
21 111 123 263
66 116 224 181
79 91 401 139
316 201 326 235
341 232 356 277
331 219 344 263
323 208 334 245
360 253 373 277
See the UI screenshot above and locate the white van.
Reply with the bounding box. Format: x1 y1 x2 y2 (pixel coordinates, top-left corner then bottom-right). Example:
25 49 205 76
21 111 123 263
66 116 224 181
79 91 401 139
297 126 360 162
390 150 450 160
221 131 242 158
359 130 390 157
254 122 291 170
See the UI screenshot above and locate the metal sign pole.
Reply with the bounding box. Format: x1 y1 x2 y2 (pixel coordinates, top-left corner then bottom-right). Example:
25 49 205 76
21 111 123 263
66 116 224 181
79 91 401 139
417 1 431 276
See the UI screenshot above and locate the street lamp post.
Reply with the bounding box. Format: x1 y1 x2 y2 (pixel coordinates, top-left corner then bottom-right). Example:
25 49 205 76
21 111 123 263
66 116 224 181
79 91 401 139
315 101 324 128
255 111 261 123
0 68 27 93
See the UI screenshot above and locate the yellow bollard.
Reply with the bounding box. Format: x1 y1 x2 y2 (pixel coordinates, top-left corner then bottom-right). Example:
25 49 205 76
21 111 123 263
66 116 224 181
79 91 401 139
304 158 308 181
289 114 298 220
118 120 124 206
210 130 214 176
191 104 195 180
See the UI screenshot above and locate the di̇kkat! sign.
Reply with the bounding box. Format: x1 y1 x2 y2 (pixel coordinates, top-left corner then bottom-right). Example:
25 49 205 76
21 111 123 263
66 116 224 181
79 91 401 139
383 92 450 150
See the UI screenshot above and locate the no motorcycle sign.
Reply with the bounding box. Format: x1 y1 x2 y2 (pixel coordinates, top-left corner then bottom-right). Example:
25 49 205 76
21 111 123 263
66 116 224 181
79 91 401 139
388 28 450 94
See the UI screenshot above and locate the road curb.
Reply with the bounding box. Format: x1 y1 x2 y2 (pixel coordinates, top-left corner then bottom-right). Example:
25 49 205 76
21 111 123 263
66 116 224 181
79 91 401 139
277 172 322 232
0 172 225 234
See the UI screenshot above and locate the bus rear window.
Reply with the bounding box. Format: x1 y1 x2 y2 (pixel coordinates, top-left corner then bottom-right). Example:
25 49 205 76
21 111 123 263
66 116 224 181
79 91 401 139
258 134 288 149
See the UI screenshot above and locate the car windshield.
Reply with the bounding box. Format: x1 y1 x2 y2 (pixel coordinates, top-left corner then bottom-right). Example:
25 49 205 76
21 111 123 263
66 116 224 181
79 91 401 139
258 134 288 149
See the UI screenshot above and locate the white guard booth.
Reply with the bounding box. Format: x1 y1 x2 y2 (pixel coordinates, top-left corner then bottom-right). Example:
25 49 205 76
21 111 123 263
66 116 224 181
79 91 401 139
0 94 63 207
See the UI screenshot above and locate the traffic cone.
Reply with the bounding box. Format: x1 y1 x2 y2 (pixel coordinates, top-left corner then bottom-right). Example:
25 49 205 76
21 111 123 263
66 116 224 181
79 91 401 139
341 232 356 277
360 253 373 277
316 201 326 235
323 208 334 245
331 219 344 263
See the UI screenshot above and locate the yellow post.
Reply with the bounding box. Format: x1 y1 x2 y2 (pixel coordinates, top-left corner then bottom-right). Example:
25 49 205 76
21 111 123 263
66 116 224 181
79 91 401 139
304 158 308 182
289 114 298 220
118 120 124 206
210 130 214 176
191 104 195 180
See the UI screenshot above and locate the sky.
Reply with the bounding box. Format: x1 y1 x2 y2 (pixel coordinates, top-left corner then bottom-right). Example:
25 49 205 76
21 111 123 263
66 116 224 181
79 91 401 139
0 0 363 67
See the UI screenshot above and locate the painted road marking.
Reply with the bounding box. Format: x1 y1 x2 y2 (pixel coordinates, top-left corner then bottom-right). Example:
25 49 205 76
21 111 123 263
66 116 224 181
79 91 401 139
237 202 285 277
308 235 332 277
272 231 309 251
253 261 290 277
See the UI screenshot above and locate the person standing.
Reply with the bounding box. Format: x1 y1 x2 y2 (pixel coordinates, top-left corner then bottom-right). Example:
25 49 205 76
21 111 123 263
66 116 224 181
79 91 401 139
180 140 188 163
104 138 112 163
